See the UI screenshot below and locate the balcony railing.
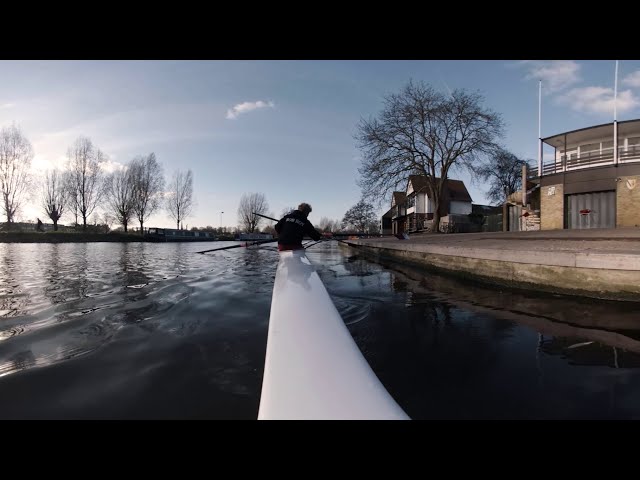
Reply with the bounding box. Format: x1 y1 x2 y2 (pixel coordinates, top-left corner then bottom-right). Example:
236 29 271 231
528 147 640 178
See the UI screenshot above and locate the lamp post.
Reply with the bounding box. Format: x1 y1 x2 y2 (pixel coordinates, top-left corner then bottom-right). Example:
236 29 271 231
220 211 224 232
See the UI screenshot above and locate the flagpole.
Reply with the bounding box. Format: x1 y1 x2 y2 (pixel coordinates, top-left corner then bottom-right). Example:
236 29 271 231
537 80 542 176
614 60 619 166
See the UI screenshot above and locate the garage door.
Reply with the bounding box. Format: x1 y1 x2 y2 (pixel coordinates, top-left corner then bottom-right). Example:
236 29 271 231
508 205 521 231
566 191 615 229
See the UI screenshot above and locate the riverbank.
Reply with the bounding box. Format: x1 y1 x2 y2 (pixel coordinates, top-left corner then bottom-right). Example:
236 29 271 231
343 228 640 301
0 232 147 243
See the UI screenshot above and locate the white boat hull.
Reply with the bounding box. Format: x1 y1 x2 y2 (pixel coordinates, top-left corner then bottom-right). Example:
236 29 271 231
258 249 410 420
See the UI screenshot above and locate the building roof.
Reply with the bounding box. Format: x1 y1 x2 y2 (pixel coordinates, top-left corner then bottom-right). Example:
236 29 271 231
444 179 473 203
542 118 640 149
407 174 429 192
391 191 406 207
406 175 472 203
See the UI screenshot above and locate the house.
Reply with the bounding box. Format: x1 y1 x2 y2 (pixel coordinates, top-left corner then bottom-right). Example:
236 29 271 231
526 119 640 230
389 191 406 235
382 175 473 234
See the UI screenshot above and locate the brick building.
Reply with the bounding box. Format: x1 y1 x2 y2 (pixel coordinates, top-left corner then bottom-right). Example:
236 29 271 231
527 119 640 230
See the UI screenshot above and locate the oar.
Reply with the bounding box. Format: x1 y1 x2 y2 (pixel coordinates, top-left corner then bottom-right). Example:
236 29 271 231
253 212 279 222
195 238 277 254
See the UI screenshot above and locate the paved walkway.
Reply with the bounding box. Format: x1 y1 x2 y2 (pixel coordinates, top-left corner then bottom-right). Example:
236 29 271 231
350 228 640 262
344 228 640 300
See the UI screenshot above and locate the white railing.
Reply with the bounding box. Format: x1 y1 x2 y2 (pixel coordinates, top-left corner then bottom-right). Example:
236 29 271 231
530 147 640 178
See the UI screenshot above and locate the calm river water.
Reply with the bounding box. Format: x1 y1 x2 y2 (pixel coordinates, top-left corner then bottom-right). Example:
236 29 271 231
1 241 640 419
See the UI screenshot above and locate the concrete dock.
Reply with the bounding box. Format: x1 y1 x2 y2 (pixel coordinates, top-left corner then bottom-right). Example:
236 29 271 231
343 228 640 301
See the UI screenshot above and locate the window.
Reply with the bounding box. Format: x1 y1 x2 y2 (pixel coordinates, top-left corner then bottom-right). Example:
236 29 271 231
580 143 599 157
627 137 640 155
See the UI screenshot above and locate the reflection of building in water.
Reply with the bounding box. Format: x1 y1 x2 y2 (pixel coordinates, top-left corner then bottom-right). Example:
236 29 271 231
171 243 190 276
383 255 640 369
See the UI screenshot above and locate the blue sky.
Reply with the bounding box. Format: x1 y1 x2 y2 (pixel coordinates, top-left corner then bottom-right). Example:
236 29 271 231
2 60 639 229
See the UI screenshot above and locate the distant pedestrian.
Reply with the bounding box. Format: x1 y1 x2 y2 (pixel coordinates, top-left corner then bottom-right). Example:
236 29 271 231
36 218 44 232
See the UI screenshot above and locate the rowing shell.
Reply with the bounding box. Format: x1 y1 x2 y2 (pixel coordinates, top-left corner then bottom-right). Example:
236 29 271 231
258 249 410 420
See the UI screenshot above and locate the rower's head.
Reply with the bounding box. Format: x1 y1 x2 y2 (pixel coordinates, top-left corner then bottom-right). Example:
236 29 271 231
297 202 312 217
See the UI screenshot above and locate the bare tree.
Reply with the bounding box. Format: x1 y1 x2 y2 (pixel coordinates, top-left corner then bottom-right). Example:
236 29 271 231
366 220 380 234
356 80 503 232
102 212 115 233
0 123 33 223
318 216 333 232
166 169 194 229
476 148 529 205
262 224 277 235
130 152 164 234
342 200 376 232
321 217 343 233
280 206 295 217
41 170 67 231
105 166 135 232
237 192 269 233
63 171 79 227
66 136 106 231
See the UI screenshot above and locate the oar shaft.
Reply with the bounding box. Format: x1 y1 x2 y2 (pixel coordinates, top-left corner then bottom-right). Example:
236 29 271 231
196 238 276 254
253 212 279 223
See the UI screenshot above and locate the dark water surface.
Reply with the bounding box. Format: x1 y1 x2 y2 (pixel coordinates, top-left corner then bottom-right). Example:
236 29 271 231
1 241 640 419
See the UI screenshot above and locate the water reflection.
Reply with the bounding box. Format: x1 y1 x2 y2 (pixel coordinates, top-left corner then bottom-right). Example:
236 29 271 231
2 240 640 419
0 244 28 318
379 253 640 368
309 243 640 419
0 242 274 418
278 253 314 291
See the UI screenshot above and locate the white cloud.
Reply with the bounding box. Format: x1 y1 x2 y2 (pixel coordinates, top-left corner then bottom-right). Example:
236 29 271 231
0 102 15 109
99 159 125 173
30 154 68 173
622 70 640 88
520 60 581 93
226 100 275 120
556 86 639 115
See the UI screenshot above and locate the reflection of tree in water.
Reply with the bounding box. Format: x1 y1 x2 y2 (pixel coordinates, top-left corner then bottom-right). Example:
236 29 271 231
120 243 152 290
116 243 156 326
381 254 640 361
42 243 68 305
228 249 279 296
348 276 505 405
342 255 378 277
50 243 90 303
0 244 29 317
331 246 640 418
0 349 37 377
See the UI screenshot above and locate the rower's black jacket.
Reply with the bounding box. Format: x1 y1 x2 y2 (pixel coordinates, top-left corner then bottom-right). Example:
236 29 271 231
274 210 322 245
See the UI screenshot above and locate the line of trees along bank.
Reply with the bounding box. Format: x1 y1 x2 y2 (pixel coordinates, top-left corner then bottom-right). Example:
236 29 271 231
1 123 195 233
